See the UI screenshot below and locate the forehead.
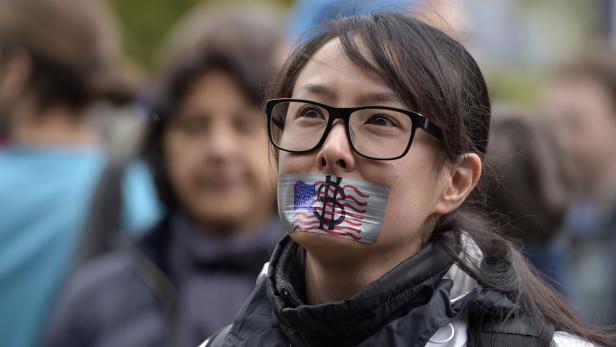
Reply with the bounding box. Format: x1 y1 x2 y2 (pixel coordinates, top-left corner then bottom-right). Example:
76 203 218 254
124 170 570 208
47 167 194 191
178 72 255 109
292 38 400 106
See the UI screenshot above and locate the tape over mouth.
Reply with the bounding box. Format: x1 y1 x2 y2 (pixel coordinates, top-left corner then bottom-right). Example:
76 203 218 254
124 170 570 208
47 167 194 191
278 173 389 244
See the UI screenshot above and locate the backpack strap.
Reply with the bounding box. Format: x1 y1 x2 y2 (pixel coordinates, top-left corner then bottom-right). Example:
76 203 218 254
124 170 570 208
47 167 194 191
467 314 555 347
74 158 128 268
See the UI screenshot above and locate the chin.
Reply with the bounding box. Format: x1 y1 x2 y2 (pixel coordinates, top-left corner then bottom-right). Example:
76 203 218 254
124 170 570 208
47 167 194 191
197 196 247 215
290 230 374 265
191 208 245 230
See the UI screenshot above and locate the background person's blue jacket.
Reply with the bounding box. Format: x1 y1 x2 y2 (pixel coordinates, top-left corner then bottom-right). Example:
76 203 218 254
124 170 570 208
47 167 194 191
0 146 160 347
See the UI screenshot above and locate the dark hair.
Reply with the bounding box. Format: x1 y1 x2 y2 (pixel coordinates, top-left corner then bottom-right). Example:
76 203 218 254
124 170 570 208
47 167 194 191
142 10 284 207
268 13 615 344
484 111 572 244
0 0 137 110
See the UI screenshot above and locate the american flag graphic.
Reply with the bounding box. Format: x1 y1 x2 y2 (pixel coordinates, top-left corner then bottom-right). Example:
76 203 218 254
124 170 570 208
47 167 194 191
292 175 370 242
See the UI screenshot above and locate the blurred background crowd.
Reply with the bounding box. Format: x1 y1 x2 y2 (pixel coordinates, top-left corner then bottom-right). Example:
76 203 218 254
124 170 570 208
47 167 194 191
0 0 615 346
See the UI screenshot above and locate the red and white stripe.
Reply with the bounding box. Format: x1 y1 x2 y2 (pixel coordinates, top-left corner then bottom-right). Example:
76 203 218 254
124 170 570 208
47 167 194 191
292 181 370 241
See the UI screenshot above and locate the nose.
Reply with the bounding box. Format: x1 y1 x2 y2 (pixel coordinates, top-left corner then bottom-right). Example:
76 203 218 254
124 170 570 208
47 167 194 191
316 122 356 173
207 122 238 159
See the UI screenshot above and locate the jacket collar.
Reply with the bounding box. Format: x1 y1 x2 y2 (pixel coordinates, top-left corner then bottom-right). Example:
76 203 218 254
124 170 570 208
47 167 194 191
167 212 283 273
266 234 458 347
132 212 284 276
134 215 173 274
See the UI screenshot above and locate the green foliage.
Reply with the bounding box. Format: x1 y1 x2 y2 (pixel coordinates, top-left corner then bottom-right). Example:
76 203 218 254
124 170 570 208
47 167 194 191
108 0 293 73
485 66 546 106
109 0 200 72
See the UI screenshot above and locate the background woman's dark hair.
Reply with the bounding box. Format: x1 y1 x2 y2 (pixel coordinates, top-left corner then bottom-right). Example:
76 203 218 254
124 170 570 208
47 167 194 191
268 13 615 344
141 9 284 208
484 110 572 244
0 0 138 110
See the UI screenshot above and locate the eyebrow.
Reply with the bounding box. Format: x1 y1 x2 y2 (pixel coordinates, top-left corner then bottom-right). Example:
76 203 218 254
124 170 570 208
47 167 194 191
359 91 400 104
297 83 400 105
297 83 336 100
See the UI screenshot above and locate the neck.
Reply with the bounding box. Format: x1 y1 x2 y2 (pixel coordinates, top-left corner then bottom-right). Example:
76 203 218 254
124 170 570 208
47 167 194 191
236 202 277 236
304 240 421 304
8 102 100 147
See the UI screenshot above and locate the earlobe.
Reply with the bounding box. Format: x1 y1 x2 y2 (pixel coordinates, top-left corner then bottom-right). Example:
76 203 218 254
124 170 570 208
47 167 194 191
434 153 482 215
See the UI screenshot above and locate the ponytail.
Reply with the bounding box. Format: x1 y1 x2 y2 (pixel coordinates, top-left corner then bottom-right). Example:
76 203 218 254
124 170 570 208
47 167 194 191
432 209 616 346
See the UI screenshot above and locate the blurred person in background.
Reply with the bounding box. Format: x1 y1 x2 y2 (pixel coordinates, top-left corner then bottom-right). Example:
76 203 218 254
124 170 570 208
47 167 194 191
0 0 160 346
46 5 287 347
286 0 469 43
543 48 616 325
0 102 6 145
484 110 572 295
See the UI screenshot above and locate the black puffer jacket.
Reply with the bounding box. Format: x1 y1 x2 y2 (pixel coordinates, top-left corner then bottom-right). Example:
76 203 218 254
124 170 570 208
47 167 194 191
203 234 567 347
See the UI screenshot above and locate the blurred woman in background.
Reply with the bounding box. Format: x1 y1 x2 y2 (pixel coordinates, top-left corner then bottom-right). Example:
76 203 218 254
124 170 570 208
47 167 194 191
543 49 616 325
46 5 287 347
0 1 159 346
484 110 572 295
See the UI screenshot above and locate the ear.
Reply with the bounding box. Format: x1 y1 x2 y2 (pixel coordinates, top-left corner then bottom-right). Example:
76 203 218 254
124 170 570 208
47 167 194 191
0 48 32 103
434 153 482 215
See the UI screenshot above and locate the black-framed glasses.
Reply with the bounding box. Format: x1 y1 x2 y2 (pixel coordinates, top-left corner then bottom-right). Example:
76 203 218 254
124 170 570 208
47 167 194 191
266 98 443 160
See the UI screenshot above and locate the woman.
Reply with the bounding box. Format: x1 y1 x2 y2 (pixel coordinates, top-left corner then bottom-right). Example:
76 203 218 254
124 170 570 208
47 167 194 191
204 14 615 347
543 50 616 325
46 9 286 347
484 111 572 296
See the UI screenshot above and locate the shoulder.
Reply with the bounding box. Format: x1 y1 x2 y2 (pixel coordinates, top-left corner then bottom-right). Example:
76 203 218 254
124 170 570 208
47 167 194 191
67 252 138 293
425 321 599 347
47 251 161 345
67 220 175 294
56 250 160 318
58 252 146 310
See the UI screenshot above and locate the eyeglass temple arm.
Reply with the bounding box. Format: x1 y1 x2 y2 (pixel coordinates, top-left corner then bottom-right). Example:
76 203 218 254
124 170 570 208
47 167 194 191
421 118 443 140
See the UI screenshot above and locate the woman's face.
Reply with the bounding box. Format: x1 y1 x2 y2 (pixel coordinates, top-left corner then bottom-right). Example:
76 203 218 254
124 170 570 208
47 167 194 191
163 71 276 232
280 38 453 260
543 76 616 190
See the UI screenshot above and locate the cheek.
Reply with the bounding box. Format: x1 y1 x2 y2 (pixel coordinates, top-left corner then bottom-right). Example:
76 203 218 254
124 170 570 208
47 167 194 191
163 132 202 194
243 134 277 188
382 176 424 232
278 151 314 173
376 158 441 244
569 122 609 160
589 117 616 151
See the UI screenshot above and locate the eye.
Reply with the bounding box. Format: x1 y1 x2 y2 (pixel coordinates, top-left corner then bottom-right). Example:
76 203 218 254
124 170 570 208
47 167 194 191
233 111 260 135
298 106 325 119
366 114 398 127
175 116 208 134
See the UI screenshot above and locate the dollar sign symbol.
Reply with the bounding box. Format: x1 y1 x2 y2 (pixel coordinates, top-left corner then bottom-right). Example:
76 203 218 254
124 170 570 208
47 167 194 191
313 175 346 230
